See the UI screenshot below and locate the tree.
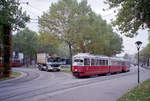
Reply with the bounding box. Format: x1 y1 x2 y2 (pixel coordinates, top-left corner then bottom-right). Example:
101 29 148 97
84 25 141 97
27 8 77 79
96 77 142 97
0 0 29 77
71 12 123 56
39 0 123 71
38 32 69 56
37 31 59 54
105 0 150 37
39 0 80 71
39 0 123 54
13 28 69 62
13 28 39 59
138 36 150 63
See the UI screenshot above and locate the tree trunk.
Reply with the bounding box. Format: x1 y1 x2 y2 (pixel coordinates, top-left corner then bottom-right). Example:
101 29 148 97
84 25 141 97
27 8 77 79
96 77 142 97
2 25 12 77
68 43 72 72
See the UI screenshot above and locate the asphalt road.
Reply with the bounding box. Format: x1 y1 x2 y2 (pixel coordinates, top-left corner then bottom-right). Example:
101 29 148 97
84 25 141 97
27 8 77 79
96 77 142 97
0 66 150 101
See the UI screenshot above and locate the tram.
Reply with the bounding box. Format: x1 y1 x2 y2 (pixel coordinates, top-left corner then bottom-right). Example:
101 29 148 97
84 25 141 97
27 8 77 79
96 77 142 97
72 53 130 77
11 58 23 67
0 58 23 67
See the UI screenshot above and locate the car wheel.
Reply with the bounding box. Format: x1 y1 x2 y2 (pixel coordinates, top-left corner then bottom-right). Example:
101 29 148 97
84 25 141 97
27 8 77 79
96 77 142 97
46 67 49 72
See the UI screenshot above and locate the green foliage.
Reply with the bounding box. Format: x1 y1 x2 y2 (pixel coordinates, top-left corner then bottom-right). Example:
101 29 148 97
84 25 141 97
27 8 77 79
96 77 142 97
0 0 29 77
13 28 69 58
0 0 30 29
0 0 30 58
13 28 39 58
105 0 150 37
37 31 69 56
72 12 123 56
135 36 150 63
139 44 150 63
39 0 123 56
57 43 70 56
39 0 78 44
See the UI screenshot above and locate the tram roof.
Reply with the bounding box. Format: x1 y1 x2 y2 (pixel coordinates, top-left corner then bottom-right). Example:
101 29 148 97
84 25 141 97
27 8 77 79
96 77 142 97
73 53 109 59
109 57 129 62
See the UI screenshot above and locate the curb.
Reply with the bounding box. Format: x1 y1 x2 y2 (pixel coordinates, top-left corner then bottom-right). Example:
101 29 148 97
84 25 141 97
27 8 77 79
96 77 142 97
0 70 27 84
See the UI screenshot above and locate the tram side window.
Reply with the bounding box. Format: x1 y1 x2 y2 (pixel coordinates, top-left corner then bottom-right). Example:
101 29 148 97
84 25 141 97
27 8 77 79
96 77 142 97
99 60 105 65
106 60 108 65
111 61 115 66
100 60 102 65
98 60 101 65
122 62 125 66
119 61 121 66
91 59 95 66
117 61 120 66
98 59 100 65
96 59 99 66
102 60 105 65
84 58 90 66
126 62 130 66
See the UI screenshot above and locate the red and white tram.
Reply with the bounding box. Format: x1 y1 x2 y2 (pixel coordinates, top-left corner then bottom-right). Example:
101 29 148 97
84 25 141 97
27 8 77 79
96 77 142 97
0 58 23 67
11 58 23 67
72 53 130 77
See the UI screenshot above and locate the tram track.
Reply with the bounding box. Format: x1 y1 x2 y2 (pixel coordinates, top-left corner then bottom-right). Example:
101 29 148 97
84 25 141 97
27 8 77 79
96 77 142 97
0 69 73 97
0 70 41 88
0 73 72 94
0 69 143 101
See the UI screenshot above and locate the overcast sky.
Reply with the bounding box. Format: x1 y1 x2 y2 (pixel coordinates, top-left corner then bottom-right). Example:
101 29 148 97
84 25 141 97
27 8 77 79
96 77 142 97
19 0 149 56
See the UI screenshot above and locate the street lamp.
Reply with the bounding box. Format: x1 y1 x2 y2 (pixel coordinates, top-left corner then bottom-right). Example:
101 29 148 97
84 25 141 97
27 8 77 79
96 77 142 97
135 41 142 84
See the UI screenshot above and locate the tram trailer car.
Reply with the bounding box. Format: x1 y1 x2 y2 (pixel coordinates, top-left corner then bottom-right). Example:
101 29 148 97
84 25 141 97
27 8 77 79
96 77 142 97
72 53 130 77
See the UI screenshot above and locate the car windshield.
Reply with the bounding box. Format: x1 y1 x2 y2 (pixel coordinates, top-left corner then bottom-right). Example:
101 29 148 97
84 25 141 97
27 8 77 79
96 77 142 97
47 57 62 62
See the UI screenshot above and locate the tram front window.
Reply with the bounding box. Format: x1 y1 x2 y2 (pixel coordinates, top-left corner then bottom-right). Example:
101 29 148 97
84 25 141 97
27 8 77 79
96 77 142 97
73 59 83 66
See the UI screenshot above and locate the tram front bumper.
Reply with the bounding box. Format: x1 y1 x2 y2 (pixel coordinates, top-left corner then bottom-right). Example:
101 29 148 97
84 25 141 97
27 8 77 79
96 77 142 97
73 72 85 76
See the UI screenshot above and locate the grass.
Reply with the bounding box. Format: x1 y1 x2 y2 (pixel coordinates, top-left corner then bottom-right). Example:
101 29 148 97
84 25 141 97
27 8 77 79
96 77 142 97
147 66 150 70
0 71 21 81
118 79 150 101
61 67 72 74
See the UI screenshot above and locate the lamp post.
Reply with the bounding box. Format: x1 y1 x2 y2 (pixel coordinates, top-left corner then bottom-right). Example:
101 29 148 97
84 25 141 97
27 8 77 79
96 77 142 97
135 41 142 84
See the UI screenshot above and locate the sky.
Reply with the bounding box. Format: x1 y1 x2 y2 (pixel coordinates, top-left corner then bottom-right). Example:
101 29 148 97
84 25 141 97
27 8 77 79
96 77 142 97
19 0 149 56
